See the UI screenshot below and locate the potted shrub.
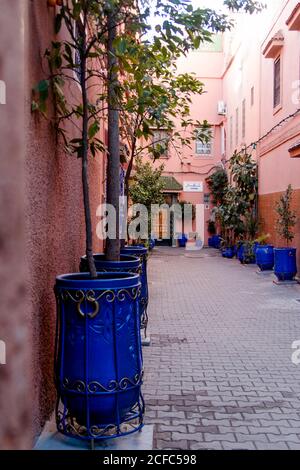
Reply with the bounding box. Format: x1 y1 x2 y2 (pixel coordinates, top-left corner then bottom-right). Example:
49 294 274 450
274 185 297 281
33 0 265 444
34 2 146 444
255 234 274 271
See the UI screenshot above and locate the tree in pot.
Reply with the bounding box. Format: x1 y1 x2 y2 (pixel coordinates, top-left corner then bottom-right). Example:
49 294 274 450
33 0 265 443
274 185 297 281
33 0 146 443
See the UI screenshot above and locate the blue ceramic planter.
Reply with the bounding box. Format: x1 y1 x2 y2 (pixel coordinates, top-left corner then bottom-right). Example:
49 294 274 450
121 246 149 333
178 234 188 248
54 272 144 443
149 238 155 250
222 247 235 259
256 245 274 271
237 243 244 262
274 248 297 281
211 235 221 249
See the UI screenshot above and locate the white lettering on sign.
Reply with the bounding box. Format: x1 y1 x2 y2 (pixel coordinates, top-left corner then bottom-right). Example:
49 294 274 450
183 182 203 192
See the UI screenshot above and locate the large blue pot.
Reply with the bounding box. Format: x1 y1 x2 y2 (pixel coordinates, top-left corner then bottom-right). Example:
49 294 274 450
274 248 297 281
80 254 140 274
121 246 149 332
237 243 244 262
256 245 274 271
54 272 144 442
178 234 188 248
222 247 235 259
212 235 221 249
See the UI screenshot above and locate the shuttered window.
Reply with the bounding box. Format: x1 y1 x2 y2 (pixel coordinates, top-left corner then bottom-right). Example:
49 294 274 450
274 57 281 108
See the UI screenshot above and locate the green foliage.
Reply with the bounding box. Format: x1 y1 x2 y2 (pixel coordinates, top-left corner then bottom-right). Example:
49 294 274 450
30 0 264 264
275 185 297 246
206 168 228 206
209 151 258 247
129 159 165 209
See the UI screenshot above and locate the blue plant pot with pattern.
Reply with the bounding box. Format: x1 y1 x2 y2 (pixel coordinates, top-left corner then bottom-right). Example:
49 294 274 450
121 246 149 332
256 245 274 271
54 272 144 442
274 248 297 281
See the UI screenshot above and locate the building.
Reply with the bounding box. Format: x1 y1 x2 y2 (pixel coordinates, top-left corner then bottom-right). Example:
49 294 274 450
153 0 300 258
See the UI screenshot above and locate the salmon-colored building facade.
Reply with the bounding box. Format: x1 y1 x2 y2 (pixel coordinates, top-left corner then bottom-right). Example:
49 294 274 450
156 0 300 256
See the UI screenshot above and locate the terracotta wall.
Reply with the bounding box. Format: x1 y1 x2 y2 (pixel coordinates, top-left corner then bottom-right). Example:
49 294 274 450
25 1 104 441
259 189 300 269
0 0 32 451
0 1 104 449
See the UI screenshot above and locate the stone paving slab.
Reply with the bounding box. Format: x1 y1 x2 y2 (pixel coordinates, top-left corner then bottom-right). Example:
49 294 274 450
143 247 300 450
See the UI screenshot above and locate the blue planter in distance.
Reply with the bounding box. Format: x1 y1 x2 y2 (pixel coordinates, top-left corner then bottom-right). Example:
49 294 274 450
274 248 297 281
178 234 188 248
256 245 274 271
222 247 235 259
54 272 144 442
209 235 221 249
121 246 149 332
237 243 244 262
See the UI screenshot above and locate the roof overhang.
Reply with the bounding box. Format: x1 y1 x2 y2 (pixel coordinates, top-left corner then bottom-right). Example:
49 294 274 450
263 31 284 59
286 3 300 31
289 141 300 158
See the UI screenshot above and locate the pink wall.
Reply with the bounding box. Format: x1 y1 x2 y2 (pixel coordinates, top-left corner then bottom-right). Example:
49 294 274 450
151 46 225 244
0 1 105 448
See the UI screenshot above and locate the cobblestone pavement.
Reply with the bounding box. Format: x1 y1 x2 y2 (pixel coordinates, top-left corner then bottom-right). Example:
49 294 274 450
142 247 300 450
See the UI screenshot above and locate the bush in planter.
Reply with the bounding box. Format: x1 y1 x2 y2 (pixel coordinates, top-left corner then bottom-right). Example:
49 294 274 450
254 234 274 271
33 0 265 443
274 185 297 281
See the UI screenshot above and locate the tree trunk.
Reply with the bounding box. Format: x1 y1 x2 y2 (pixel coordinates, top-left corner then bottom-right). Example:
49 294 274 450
106 9 120 261
81 21 97 278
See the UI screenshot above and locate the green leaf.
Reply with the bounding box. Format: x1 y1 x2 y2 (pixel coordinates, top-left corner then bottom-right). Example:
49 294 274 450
88 121 100 139
55 13 62 34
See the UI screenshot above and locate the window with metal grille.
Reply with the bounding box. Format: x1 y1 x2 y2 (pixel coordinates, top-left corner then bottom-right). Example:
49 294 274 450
242 99 246 139
274 57 281 108
195 131 213 156
235 107 239 145
152 129 170 158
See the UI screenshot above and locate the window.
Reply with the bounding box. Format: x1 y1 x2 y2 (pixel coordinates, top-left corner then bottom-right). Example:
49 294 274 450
152 129 170 158
195 131 213 156
274 56 281 108
242 99 246 139
230 116 233 149
235 107 239 145
204 193 210 204
251 86 254 106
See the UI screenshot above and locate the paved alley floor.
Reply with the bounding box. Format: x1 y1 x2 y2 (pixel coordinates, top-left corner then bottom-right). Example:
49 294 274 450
142 247 300 450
